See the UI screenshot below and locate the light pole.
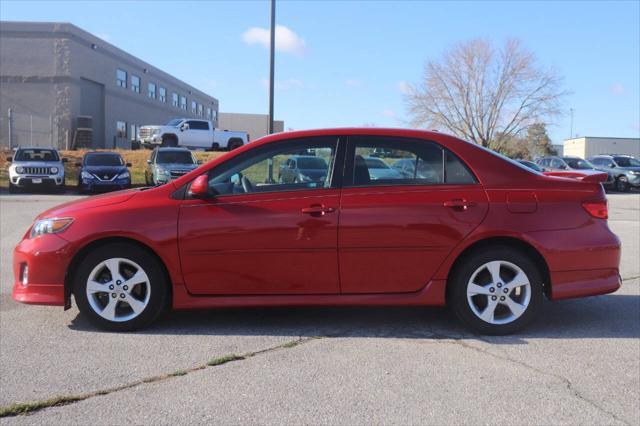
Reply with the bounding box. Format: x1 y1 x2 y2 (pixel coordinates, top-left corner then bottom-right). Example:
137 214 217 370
569 108 574 139
268 0 276 134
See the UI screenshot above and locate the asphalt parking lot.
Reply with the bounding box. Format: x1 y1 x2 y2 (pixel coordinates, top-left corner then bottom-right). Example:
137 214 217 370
0 192 638 425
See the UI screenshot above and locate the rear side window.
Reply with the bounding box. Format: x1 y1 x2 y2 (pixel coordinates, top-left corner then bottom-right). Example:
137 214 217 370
348 136 476 187
187 120 209 130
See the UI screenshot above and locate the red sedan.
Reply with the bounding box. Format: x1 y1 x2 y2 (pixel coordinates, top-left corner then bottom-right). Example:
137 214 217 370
12 128 621 334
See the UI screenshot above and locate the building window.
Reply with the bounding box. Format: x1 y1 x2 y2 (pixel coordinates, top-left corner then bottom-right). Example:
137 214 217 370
148 83 156 99
191 100 197 114
130 124 139 141
172 92 179 107
180 96 187 110
159 87 166 103
116 121 127 138
211 109 217 123
206 107 212 119
131 75 141 93
116 69 127 88
197 103 203 116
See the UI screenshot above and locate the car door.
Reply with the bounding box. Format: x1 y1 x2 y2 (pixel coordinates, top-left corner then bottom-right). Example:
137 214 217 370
338 136 489 294
178 136 343 295
185 120 208 148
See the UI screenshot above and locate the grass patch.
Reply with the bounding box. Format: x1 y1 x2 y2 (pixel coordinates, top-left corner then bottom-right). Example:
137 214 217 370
280 339 301 349
0 395 85 417
207 354 245 366
168 369 188 377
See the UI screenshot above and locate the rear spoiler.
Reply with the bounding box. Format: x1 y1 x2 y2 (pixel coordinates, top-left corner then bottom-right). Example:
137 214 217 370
543 171 609 183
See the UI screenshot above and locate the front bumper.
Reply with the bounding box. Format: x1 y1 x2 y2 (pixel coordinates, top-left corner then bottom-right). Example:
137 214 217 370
12 233 74 306
80 178 131 192
627 174 640 188
11 176 64 188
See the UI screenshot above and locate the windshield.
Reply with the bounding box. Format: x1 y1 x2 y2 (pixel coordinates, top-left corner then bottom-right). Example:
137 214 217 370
165 118 183 127
85 153 123 166
156 151 194 164
563 157 594 170
297 157 327 169
365 158 389 169
14 149 59 162
614 156 640 167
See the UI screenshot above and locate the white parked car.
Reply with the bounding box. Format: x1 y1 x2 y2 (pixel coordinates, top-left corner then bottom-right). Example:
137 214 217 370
139 118 248 151
6 147 67 193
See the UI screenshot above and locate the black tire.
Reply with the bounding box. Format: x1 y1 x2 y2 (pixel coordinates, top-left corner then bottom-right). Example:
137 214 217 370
616 176 629 192
449 246 543 335
8 182 18 194
162 135 177 147
227 138 243 151
73 243 169 331
208 143 220 152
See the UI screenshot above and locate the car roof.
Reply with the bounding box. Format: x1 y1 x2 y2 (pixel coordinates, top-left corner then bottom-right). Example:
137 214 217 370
84 151 122 157
15 147 58 151
155 147 190 152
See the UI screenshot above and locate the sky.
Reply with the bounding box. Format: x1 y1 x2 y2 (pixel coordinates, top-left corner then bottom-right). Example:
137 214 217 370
1 0 639 144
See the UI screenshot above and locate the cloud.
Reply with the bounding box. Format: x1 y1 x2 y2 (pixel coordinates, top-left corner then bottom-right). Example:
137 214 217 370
261 78 304 91
242 25 306 56
382 109 397 118
611 83 625 95
397 81 412 95
345 79 362 87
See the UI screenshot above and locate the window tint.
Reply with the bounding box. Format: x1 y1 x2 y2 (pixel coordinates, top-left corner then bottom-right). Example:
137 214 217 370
131 75 140 93
350 137 476 187
116 69 127 88
614 156 640 167
187 120 209 130
563 157 593 170
206 138 338 196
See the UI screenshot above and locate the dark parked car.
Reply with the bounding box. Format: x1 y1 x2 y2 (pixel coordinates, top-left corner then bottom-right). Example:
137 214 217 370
588 154 640 192
278 155 328 184
536 156 615 188
77 152 131 193
392 158 442 182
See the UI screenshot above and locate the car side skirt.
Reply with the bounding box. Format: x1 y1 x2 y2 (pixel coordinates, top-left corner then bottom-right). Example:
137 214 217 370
171 279 447 310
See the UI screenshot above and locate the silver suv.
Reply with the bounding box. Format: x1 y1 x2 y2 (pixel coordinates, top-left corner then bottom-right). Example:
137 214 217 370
7 147 67 193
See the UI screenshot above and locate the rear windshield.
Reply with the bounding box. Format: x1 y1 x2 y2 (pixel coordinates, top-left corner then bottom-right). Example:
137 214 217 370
563 158 593 170
297 157 327 169
156 151 194 164
614 156 640 167
85 154 123 166
14 149 59 162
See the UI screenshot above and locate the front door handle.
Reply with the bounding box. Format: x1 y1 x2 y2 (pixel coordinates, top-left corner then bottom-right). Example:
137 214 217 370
443 198 476 210
301 204 336 216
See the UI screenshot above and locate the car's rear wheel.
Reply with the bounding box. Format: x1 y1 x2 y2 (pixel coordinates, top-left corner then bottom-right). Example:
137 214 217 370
228 138 243 151
616 176 629 192
73 243 169 331
450 247 543 335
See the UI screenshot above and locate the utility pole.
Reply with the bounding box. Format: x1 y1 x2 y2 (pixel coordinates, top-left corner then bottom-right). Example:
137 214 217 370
569 108 574 139
268 0 276 134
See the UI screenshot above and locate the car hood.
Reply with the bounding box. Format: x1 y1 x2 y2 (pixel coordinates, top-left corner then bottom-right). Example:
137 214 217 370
37 189 138 219
84 165 127 173
155 163 198 170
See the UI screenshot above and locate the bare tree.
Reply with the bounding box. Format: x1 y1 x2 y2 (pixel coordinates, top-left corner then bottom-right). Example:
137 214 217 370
405 39 567 149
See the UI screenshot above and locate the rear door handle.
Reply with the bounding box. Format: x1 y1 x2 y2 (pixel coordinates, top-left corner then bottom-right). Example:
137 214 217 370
443 199 476 210
301 204 336 216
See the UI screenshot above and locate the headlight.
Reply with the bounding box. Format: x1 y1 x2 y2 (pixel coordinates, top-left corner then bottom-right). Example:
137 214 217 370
157 169 170 176
80 171 94 179
629 170 640 175
50 167 59 174
30 217 74 239
118 171 130 179
15 166 24 174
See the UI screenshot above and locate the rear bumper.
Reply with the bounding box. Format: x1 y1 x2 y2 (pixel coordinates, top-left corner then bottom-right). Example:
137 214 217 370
12 234 72 306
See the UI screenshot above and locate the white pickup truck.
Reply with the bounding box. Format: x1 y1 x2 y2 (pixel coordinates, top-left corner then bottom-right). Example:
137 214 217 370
139 118 249 151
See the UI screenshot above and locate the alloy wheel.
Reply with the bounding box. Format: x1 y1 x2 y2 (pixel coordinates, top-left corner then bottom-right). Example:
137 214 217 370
466 260 531 325
85 257 151 322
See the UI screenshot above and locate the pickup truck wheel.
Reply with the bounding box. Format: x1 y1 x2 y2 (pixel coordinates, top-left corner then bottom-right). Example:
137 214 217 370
162 135 177 147
208 143 220 152
228 139 243 151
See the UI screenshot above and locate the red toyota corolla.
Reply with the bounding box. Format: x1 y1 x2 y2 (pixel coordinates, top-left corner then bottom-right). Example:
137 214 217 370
12 128 621 334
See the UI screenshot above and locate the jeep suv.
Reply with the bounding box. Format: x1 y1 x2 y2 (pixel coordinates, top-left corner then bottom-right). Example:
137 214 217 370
7 147 67 193
589 154 640 192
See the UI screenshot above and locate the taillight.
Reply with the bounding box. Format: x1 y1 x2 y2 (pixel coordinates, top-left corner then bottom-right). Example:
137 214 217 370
582 200 608 219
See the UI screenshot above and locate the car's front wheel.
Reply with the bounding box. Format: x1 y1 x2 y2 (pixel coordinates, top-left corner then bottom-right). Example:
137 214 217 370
450 246 543 335
73 243 169 331
616 176 629 192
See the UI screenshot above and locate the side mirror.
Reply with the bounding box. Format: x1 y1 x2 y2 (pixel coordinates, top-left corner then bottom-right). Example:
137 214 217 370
189 175 210 198
126 162 132 167
146 159 152 164
180 123 189 132
608 163 615 168
61 158 68 163
6 156 12 162
75 162 81 167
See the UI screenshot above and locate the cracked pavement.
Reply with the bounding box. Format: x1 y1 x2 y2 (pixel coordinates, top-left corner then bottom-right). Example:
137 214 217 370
1 193 638 425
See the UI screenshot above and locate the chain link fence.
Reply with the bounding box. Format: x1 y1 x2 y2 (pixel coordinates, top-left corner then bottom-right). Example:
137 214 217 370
6 109 59 149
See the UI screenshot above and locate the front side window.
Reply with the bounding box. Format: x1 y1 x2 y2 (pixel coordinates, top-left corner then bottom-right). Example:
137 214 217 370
148 83 156 99
131 75 141 93
563 157 594 170
116 69 127 88
116 121 127 138
350 137 476 187
180 96 187 110
186 120 209 130
172 92 179 107
614 156 640 167
159 87 166 102
206 138 338 196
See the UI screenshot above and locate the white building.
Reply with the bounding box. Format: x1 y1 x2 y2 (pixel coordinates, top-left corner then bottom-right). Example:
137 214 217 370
563 137 640 158
218 113 284 142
